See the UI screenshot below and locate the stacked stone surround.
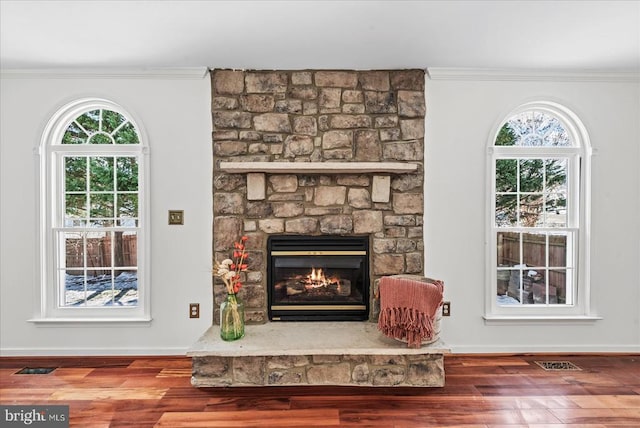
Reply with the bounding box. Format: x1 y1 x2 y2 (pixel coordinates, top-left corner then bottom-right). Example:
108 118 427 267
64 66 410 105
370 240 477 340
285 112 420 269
211 69 426 323
192 353 444 387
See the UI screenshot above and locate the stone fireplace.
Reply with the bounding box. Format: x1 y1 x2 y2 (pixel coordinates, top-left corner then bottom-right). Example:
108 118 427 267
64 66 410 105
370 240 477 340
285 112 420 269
191 69 446 388
212 69 426 324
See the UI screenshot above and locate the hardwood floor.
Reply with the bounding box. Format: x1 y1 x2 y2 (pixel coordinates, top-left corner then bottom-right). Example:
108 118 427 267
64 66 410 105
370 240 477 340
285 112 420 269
1 354 639 427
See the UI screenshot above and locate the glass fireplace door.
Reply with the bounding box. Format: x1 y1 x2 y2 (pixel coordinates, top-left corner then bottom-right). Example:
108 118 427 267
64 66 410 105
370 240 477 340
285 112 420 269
267 236 369 321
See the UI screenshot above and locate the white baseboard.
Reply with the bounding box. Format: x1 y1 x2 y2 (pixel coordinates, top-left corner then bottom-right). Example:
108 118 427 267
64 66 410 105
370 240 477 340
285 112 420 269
0 347 189 357
447 344 640 354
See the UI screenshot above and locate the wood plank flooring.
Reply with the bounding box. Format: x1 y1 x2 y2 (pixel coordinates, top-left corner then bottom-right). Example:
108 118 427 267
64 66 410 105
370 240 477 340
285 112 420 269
1 354 639 427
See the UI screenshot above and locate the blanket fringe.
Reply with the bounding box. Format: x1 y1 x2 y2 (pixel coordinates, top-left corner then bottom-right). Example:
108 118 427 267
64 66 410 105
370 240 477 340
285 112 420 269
378 307 436 348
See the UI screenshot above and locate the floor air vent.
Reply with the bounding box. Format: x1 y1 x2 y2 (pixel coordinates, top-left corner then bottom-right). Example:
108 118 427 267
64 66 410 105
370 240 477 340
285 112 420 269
534 361 581 371
16 367 56 374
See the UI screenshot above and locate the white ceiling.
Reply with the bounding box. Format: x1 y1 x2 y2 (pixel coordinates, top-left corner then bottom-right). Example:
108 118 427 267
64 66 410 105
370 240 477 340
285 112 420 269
1 0 639 71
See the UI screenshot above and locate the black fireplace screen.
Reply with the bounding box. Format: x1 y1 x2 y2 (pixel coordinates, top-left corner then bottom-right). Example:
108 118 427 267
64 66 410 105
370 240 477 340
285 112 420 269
267 235 369 321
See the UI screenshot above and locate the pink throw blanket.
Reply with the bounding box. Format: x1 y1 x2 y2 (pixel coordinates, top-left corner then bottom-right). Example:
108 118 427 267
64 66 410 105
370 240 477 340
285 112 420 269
377 276 444 347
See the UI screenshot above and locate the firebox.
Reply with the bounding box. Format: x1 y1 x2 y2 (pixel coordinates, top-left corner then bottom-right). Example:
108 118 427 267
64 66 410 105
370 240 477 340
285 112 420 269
267 235 370 321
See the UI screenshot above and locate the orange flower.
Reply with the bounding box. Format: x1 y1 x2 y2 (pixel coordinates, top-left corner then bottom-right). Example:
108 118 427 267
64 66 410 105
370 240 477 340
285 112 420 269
213 236 250 296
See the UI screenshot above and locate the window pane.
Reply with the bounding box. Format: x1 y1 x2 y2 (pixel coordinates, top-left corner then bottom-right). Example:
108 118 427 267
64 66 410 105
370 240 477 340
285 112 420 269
88 132 113 145
549 233 568 267
520 269 539 304
496 231 519 267
520 194 543 227
90 194 114 220
114 270 138 306
552 269 571 304
86 273 116 306
113 122 140 144
116 157 138 191
498 111 572 147
544 118 572 147
62 123 88 145
496 269 520 305
89 157 114 191
76 110 100 133
65 157 87 191
118 218 138 227
497 268 530 306
545 159 567 191
519 159 545 192
117 194 138 220
510 269 524 303
495 159 517 192
65 194 87 221
545 193 567 227
496 224 524 304
86 232 112 269
494 124 517 146
113 231 136 268
495 194 517 226
522 232 546 267
63 232 85 306
64 232 84 271
530 271 552 304
64 270 86 306
102 110 126 134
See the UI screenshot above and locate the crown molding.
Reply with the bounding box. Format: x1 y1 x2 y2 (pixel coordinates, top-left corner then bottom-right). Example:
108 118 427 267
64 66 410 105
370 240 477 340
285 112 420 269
0 67 209 79
427 67 640 82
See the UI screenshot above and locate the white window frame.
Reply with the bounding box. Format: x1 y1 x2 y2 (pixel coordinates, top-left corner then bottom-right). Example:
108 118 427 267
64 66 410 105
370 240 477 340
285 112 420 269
33 98 151 323
485 101 594 321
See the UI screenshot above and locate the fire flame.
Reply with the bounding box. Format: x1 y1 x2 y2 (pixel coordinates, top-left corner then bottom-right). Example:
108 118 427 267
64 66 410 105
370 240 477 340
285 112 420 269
309 267 324 282
306 267 339 289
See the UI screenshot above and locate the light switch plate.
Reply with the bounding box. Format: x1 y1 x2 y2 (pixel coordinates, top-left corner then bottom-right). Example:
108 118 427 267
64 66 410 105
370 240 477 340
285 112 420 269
168 210 184 225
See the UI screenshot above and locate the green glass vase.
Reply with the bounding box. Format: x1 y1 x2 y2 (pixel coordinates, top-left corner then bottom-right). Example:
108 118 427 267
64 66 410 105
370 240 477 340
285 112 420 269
220 293 245 341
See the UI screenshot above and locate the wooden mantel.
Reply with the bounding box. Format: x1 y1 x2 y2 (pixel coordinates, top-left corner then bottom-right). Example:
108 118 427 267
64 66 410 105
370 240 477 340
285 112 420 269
219 161 418 174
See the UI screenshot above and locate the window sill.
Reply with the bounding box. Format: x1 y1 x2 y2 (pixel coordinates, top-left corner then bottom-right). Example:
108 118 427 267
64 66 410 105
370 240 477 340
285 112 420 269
483 314 602 325
28 317 152 327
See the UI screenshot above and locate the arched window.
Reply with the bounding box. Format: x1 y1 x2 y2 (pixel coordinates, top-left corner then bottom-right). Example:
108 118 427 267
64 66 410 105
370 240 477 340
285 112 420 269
487 101 592 319
36 99 149 322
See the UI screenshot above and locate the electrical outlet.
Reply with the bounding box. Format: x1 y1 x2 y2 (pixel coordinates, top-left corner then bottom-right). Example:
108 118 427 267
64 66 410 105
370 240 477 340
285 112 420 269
189 303 200 318
442 301 451 316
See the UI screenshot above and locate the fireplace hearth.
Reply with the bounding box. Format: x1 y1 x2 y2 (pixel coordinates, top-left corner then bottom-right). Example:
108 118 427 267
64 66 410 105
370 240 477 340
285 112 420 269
267 235 369 321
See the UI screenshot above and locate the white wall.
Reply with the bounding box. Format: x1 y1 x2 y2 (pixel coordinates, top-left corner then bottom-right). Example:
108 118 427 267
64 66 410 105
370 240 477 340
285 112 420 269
0 70 213 355
1 70 639 355
425 72 640 352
